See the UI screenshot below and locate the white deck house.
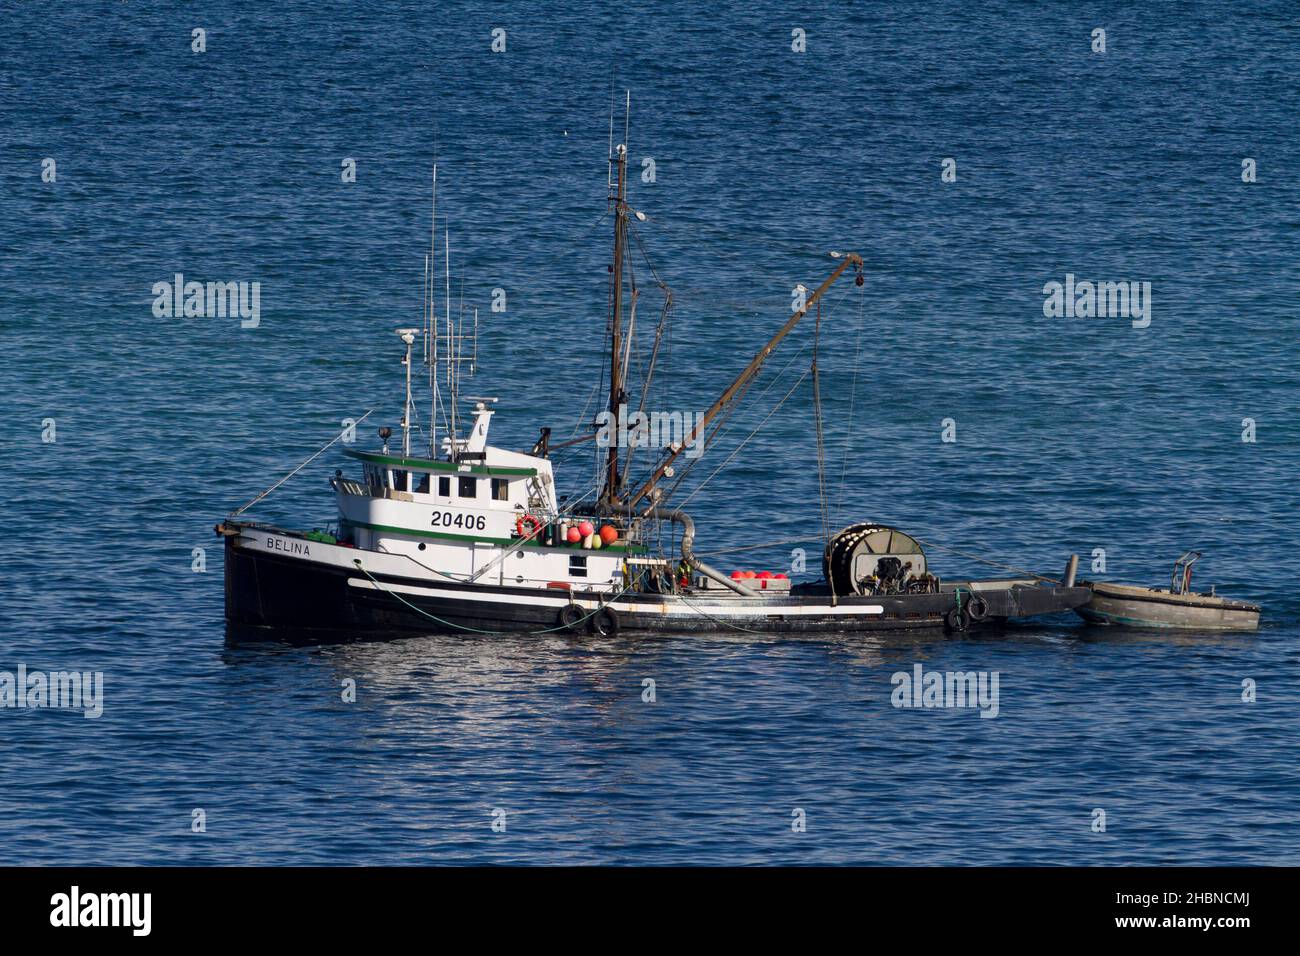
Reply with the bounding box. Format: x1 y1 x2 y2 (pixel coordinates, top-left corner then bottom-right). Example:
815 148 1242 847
330 403 634 590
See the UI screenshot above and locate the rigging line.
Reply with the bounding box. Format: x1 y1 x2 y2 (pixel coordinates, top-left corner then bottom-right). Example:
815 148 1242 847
570 381 602 438
432 214 454 441
585 208 613 237
692 533 1059 586
619 262 640 410
906 538 1062 585
622 222 672 398
662 339 812 501
468 467 612 585
693 536 818 557
662 272 850 314
661 366 765 501
628 221 673 297
629 217 852 317
676 367 810 510
624 293 673 480
835 282 868 523
596 244 615 490
228 410 375 518
690 335 812 459
705 334 813 451
811 298 831 546
636 213 841 275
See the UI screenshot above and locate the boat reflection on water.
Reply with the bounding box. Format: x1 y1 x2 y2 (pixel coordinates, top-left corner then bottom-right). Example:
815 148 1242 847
1074 625 1262 650
223 616 1082 684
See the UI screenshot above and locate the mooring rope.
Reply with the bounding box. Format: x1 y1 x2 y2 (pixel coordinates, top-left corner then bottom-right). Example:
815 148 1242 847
674 593 771 634
352 559 635 636
356 560 782 637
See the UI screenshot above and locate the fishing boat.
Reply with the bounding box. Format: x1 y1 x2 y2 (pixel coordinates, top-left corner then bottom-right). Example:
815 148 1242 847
1077 552 1261 630
217 123 1091 638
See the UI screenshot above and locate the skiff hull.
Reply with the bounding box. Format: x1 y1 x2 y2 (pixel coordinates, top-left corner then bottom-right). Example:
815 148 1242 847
1075 580 1260 631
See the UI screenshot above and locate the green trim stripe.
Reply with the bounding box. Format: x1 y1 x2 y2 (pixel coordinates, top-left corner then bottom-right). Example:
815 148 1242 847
345 448 537 477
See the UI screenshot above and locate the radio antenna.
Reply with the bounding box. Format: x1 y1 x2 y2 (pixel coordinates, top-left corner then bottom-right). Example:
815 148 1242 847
427 162 440 457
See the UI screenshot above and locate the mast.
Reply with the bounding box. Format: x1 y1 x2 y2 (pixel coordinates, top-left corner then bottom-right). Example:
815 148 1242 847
603 119 630 504
625 252 864 509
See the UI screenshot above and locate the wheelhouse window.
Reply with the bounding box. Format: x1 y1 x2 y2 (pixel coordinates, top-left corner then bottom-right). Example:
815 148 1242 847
413 473 430 494
392 470 409 492
438 476 450 497
491 477 509 501
458 476 477 498
569 555 587 578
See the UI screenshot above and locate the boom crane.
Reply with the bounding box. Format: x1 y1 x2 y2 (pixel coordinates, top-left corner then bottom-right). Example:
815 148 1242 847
624 252 864 509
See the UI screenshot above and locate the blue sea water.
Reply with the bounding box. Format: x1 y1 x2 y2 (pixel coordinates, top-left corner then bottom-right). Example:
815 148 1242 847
1 1 1298 865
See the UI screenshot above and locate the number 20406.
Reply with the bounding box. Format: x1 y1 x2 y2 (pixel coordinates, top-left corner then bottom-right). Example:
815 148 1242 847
431 511 487 531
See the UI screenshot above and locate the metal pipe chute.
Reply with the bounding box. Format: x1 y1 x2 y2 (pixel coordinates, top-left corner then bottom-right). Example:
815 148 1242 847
596 503 757 596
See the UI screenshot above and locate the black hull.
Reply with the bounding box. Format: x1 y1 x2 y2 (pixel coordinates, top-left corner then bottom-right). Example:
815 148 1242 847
225 537 1089 641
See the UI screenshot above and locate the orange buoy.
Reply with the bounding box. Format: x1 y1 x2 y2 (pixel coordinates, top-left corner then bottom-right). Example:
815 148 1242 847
730 570 744 579
599 524 618 545
566 527 581 543
577 520 594 537
757 570 773 579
